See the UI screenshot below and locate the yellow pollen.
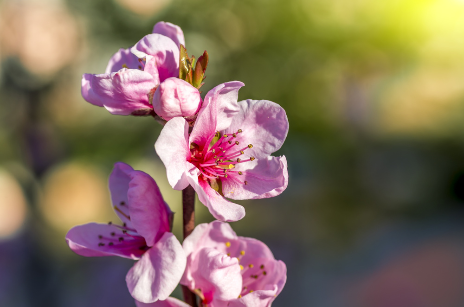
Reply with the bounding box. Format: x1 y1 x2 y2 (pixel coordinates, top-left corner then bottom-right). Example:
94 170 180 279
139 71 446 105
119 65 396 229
235 141 239 145
240 151 244 154
224 174 228 178
238 171 243 175
225 242 231 247
228 164 235 169
260 264 265 269
227 253 230 256
249 264 254 268
223 134 228 138
250 157 255 161
233 133 237 137
238 129 243 133
122 64 128 68
212 149 215 153
250 290 254 293
237 158 241 162
248 144 253 148
240 265 244 270
240 250 245 255
238 295 242 298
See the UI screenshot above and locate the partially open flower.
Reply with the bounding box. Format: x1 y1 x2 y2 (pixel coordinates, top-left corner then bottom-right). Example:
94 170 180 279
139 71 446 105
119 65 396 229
181 221 287 307
152 77 202 121
155 82 289 222
66 162 186 304
81 22 184 116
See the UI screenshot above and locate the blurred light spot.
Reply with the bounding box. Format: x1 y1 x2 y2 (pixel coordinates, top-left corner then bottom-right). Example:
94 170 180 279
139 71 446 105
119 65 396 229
0 0 80 77
115 0 171 17
0 169 28 240
39 162 113 233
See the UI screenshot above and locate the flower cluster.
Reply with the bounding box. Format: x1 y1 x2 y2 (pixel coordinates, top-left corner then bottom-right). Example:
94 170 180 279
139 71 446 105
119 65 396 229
67 21 289 306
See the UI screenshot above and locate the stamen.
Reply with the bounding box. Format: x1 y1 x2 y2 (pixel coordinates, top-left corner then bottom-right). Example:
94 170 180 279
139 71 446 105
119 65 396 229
233 133 237 137
238 171 243 175
240 250 245 256
114 206 131 220
240 265 244 270
248 264 254 268
245 181 248 185
111 232 115 236
225 242 231 247
120 201 125 206
98 235 103 239
237 158 241 162
108 242 114 246
260 264 265 269
108 221 112 225
98 243 105 247
250 157 255 161
238 129 243 133
235 141 239 145
119 237 124 242
248 144 253 148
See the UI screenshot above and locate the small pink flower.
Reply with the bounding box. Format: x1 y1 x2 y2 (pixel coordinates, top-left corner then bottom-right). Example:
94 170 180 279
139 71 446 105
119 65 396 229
81 22 184 116
155 82 289 222
152 77 202 121
181 221 287 307
66 162 186 304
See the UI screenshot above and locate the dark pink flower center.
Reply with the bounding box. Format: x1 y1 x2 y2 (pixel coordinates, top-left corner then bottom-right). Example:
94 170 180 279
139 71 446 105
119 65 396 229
189 129 255 186
96 201 148 256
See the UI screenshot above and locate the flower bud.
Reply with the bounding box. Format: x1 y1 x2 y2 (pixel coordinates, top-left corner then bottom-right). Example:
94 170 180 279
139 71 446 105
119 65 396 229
152 77 202 121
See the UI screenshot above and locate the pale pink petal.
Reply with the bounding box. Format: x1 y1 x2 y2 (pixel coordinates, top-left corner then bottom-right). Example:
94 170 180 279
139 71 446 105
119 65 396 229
223 99 289 159
155 117 194 190
127 170 171 246
188 90 218 151
81 70 156 115
201 81 244 131
227 286 279 307
187 173 245 222
109 162 135 228
153 22 185 47
105 48 141 74
135 297 190 307
126 232 187 303
153 77 202 121
222 156 288 200
65 223 143 260
184 248 242 303
132 34 180 81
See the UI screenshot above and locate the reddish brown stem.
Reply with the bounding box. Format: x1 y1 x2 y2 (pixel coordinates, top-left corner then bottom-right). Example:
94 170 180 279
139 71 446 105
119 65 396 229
182 185 198 306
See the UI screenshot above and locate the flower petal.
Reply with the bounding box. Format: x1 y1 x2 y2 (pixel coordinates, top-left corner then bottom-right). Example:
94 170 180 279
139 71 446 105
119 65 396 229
153 22 185 47
223 99 289 159
227 286 279 307
109 162 135 228
155 117 194 190
188 89 218 151
187 173 245 222
201 81 244 131
105 48 141 74
66 223 143 260
127 170 171 246
183 247 242 303
81 70 156 115
132 34 180 82
222 156 288 200
126 232 187 303
135 297 190 307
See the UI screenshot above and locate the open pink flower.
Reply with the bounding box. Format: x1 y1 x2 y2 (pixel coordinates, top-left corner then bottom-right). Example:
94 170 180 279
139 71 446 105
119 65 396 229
66 162 186 304
181 221 287 307
155 82 289 222
81 22 184 116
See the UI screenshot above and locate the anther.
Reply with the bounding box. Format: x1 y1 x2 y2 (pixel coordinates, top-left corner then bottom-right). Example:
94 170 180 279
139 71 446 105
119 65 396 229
223 134 228 138
108 242 114 246
212 149 215 153
119 237 124 242
123 223 127 227
98 243 105 247
111 232 115 236
108 221 112 225
244 181 248 185
122 64 128 68
250 290 254 293
260 264 265 269
122 230 127 234
98 235 103 239
224 174 228 178
240 250 245 256
235 141 239 145
233 133 237 137
240 265 244 270
237 158 241 162
138 65 142 69
263 271 267 275
225 242 231 247
238 295 242 298
250 157 255 161
240 151 244 154
238 171 243 175
238 129 242 133
227 253 230 256
120 201 125 206
249 264 254 268
248 144 253 148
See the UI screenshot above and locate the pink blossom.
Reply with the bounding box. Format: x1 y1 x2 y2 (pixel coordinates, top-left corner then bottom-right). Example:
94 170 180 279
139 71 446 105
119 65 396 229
152 77 202 121
155 82 289 222
181 221 287 307
66 162 186 304
81 22 184 116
